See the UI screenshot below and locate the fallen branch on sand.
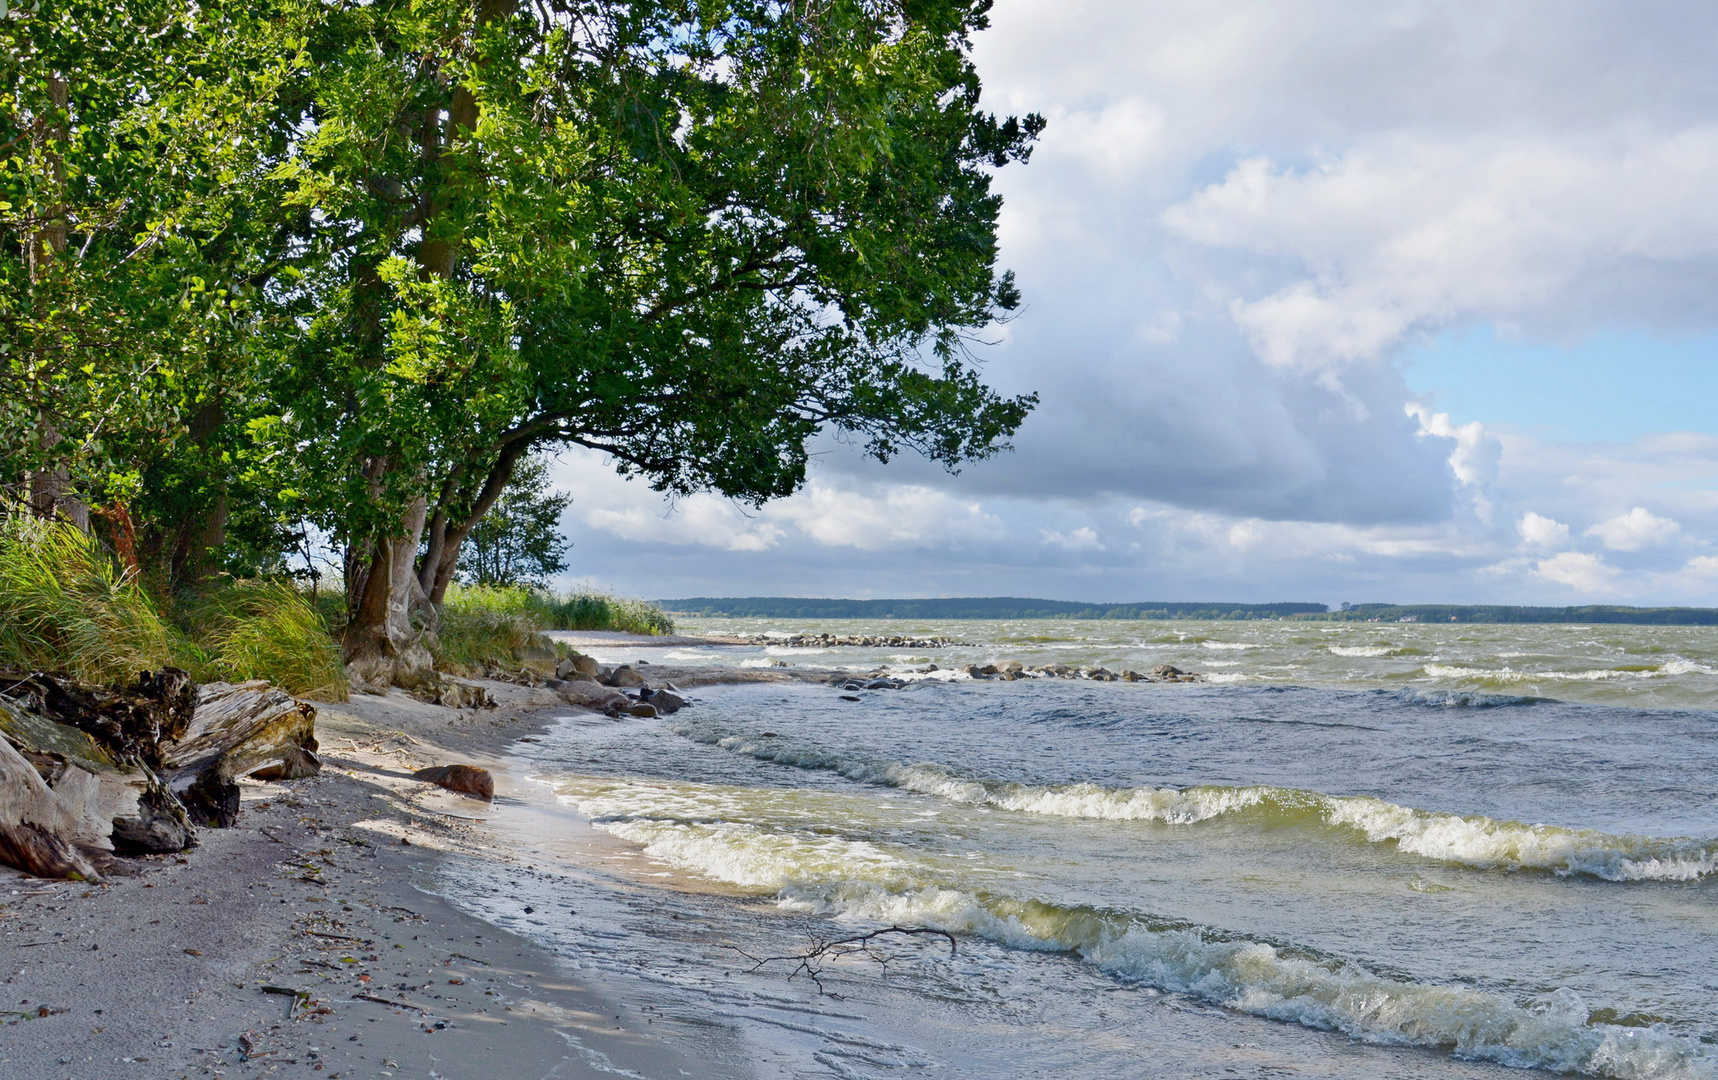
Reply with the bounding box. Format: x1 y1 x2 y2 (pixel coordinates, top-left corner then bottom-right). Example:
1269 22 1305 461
728 925 958 996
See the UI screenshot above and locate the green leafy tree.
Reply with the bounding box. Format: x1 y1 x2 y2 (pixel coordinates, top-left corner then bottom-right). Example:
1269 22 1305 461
243 0 1041 687
459 453 571 588
3 0 1041 689
0 1 309 581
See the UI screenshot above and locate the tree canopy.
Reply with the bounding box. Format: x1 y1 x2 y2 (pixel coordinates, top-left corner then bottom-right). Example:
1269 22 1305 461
2 0 1042 686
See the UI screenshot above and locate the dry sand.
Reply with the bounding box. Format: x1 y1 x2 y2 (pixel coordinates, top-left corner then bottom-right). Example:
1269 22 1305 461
0 678 750 1080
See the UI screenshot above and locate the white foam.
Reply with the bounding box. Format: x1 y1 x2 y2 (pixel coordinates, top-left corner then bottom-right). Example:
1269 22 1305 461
1201 641 1257 650
1329 646 1396 657
1425 664 1639 683
1424 658 1715 681
674 724 1718 882
560 778 1718 1079
1659 659 1717 676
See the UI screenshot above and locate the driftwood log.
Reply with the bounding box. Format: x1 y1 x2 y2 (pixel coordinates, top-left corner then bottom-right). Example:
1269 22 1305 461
0 726 106 880
0 671 320 878
0 693 192 866
162 681 321 827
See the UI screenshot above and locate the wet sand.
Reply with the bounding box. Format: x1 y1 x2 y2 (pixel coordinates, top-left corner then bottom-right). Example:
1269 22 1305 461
0 679 748 1080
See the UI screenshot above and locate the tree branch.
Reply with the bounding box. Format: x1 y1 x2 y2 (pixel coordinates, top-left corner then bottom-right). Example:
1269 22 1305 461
726 926 957 997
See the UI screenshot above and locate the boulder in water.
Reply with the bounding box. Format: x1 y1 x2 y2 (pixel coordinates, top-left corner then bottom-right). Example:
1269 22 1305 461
648 691 690 714
554 680 630 712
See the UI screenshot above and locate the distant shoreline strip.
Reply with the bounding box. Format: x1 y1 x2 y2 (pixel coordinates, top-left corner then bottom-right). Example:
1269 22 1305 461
660 596 1718 625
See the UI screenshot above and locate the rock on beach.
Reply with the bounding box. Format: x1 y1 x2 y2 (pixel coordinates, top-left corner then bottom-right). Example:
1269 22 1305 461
411 763 495 801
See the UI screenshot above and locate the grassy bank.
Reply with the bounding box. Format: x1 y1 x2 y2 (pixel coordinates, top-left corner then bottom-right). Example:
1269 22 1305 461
0 518 670 693
0 517 348 699
433 584 674 675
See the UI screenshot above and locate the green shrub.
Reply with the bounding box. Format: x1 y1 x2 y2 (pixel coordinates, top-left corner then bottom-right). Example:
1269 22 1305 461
0 515 180 684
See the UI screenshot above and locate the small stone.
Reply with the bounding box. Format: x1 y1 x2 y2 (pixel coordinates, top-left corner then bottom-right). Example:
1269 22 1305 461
624 703 659 718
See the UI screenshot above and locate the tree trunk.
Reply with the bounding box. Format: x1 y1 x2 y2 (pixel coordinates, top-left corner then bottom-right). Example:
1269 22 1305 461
339 0 519 688
420 439 529 605
342 493 437 690
23 73 88 530
169 395 231 585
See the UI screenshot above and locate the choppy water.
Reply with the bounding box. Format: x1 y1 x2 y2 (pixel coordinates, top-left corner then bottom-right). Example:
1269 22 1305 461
441 619 1718 1078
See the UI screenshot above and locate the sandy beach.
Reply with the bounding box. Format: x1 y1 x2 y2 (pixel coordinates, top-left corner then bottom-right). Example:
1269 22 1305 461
1 668 751 1080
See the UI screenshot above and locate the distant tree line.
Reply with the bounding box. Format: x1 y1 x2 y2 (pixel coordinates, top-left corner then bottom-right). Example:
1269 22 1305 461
665 598 1718 625
1302 604 1718 625
661 598 1327 620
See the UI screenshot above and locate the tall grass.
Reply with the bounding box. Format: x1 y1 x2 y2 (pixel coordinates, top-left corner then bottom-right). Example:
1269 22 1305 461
179 579 349 701
434 583 554 675
535 586 675 636
0 514 346 698
431 583 673 675
0 515 180 683
0 514 668 695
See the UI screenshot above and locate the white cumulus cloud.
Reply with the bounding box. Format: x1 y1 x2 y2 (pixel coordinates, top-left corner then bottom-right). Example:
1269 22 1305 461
1585 507 1682 551
1533 552 1621 592
1519 512 1571 549
1042 526 1105 552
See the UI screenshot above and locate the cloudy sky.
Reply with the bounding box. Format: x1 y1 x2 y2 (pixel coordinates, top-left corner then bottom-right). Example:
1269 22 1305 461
549 0 1718 607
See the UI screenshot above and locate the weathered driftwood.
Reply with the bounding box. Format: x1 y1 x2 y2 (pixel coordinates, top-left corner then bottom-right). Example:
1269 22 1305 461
0 673 319 875
0 724 106 880
161 681 320 826
1 669 194 770
0 694 191 861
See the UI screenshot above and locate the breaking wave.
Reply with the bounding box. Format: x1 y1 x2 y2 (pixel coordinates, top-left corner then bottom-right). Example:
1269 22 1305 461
563 777 1718 1080
1423 662 1717 684
671 722 1718 882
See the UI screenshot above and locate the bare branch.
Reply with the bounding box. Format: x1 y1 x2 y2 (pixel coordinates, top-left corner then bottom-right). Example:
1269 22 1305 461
726 925 957 997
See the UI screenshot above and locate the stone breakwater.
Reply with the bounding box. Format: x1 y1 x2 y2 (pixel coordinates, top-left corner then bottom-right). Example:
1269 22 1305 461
834 662 1202 690
747 633 968 649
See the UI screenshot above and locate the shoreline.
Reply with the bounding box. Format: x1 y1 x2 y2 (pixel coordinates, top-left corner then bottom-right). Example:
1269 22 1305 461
6 631 1713 1079
0 677 750 1080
